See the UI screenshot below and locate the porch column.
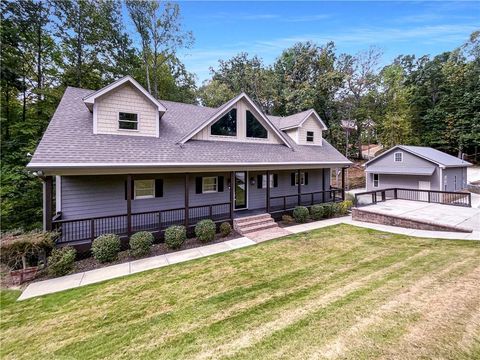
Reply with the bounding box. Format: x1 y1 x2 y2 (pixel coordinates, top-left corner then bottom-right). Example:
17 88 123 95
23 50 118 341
341 168 346 201
127 174 132 237
266 171 270 213
43 176 53 231
230 172 234 222
184 173 189 228
322 168 326 203
297 170 301 206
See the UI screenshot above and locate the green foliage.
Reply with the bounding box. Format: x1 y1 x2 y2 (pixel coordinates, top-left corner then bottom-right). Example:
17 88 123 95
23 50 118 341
281 215 295 224
164 225 186 249
322 203 336 218
293 206 309 223
219 222 232 237
47 246 76 277
0 231 55 270
338 200 353 215
129 232 153 258
195 220 216 243
92 234 121 263
310 205 325 220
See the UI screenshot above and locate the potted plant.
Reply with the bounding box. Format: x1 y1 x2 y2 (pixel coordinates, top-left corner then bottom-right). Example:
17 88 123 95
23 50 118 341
0 230 55 285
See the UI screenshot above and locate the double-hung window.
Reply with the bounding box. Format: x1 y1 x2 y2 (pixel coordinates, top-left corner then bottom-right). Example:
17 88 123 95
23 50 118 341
373 174 380 188
134 179 155 199
306 131 314 142
202 177 218 193
119 112 138 130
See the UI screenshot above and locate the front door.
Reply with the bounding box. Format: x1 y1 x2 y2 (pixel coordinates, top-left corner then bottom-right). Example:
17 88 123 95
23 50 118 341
234 171 248 210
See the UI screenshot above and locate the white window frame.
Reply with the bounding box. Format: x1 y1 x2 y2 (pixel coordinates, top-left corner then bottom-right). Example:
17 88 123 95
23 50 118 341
373 173 380 188
306 131 314 142
295 172 306 186
134 179 155 199
394 152 403 162
118 112 139 131
202 176 218 193
261 174 275 189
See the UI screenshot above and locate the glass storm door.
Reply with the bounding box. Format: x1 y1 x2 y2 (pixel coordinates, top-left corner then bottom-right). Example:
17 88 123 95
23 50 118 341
234 172 247 210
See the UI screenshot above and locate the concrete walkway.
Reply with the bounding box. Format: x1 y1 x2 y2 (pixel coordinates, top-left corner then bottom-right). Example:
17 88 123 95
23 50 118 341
18 216 479 301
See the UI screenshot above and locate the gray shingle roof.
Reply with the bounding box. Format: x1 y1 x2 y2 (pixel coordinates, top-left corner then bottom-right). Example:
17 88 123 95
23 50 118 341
28 87 350 171
399 146 472 167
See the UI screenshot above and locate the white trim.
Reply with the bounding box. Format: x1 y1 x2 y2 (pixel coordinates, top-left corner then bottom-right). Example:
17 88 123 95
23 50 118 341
234 171 249 210
202 176 218 193
393 152 403 162
156 111 160 137
92 102 98 134
134 179 155 199
179 93 293 149
373 173 380 188
118 111 139 131
55 176 61 212
83 76 166 112
306 131 314 143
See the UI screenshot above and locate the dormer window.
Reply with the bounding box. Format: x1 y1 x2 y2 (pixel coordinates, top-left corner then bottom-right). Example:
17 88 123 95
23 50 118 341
211 109 237 136
246 110 268 139
306 131 314 142
119 112 138 130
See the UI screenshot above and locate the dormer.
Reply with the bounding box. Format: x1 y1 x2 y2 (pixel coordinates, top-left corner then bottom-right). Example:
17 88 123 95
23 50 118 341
279 109 327 146
83 76 166 137
180 93 292 148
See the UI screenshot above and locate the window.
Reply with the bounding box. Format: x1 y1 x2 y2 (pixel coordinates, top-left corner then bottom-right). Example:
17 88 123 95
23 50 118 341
394 152 403 162
246 110 268 139
134 180 155 199
211 109 237 136
262 174 274 188
119 112 138 130
295 172 306 186
373 174 379 188
202 177 218 193
306 131 314 142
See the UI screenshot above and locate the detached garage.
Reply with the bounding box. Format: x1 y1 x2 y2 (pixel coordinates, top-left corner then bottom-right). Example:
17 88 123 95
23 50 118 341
364 145 472 192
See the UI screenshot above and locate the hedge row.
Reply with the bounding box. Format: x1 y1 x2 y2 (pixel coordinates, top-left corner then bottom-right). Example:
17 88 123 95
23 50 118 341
292 200 353 223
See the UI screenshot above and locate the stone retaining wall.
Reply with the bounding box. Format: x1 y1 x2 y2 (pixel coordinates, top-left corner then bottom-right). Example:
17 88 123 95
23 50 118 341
352 208 472 233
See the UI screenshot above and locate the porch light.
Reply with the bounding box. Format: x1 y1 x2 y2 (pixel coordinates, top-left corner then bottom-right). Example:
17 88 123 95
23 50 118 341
250 177 256 186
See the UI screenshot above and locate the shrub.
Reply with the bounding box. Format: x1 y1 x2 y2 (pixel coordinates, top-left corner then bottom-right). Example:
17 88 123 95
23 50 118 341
195 219 216 243
293 206 309 223
92 234 121 263
323 203 336 218
129 231 153 258
0 231 55 270
281 214 295 224
165 225 186 249
338 200 353 215
48 246 76 277
310 204 324 220
219 222 232 237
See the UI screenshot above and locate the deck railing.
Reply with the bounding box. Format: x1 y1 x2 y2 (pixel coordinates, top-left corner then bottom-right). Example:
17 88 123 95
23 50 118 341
354 188 471 208
269 187 344 213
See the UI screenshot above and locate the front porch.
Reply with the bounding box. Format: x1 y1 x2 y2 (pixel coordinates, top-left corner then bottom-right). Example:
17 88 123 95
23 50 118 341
43 168 346 248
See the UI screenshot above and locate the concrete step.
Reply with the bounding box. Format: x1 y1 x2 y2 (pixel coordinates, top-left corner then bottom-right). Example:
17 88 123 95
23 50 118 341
239 222 278 235
234 213 272 225
233 213 280 235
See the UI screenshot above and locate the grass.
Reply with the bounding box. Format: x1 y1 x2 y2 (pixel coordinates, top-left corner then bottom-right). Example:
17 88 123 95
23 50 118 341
1 224 480 359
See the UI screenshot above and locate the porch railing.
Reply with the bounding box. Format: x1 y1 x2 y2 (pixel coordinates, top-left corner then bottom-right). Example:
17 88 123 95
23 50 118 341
269 187 344 213
354 188 471 208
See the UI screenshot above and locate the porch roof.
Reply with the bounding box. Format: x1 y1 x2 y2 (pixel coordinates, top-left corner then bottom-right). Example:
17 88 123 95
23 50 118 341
28 87 350 174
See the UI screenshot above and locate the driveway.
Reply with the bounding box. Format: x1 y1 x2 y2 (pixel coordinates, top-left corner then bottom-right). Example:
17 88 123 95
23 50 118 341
468 166 480 183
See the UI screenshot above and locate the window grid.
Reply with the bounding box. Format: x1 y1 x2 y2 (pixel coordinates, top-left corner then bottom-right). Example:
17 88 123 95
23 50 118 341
119 112 138 130
134 179 155 199
202 177 218 193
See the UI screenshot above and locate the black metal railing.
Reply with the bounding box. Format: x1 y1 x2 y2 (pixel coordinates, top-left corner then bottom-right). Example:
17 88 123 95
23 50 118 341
53 202 231 245
354 188 471 208
268 187 344 213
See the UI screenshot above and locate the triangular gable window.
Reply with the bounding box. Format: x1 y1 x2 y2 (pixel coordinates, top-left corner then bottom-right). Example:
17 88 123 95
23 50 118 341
246 110 268 139
211 109 237 136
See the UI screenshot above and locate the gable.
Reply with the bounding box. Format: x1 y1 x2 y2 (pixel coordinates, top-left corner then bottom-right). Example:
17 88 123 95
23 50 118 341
189 95 289 146
366 148 437 169
94 83 159 137
297 115 323 146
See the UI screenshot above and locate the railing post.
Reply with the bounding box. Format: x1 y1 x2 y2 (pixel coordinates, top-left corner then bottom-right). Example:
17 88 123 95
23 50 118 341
158 211 162 233
209 205 212 218
394 188 398 199
184 173 189 228
126 175 132 238
311 193 314 205
322 168 326 203
468 193 472 207
90 219 95 243
283 196 286 211
427 191 431 203
381 191 386 202
266 170 270 213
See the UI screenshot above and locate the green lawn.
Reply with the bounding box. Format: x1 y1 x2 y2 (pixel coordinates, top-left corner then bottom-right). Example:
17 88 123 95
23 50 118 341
1 224 480 359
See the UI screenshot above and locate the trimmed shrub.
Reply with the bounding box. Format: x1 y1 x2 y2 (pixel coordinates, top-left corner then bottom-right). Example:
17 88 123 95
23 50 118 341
338 200 353 215
323 203 336 218
281 214 295 224
219 222 232 237
164 225 186 249
92 234 121 263
310 204 324 220
195 219 216 243
293 206 309 223
129 231 153 258
48 246 76 277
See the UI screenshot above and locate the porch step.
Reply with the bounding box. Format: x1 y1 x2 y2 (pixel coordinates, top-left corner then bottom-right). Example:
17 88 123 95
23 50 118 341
233 213 279 235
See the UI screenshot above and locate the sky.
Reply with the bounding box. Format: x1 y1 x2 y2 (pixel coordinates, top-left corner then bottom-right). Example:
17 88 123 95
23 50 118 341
129 1 480 84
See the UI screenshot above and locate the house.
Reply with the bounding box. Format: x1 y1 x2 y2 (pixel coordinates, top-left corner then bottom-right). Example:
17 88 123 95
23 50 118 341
364 145 472 191
27 76 351 247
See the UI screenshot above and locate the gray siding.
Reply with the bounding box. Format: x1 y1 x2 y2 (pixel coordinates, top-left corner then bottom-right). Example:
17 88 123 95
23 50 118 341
367 149 435 169
60 169 333 220
442 167 466 191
